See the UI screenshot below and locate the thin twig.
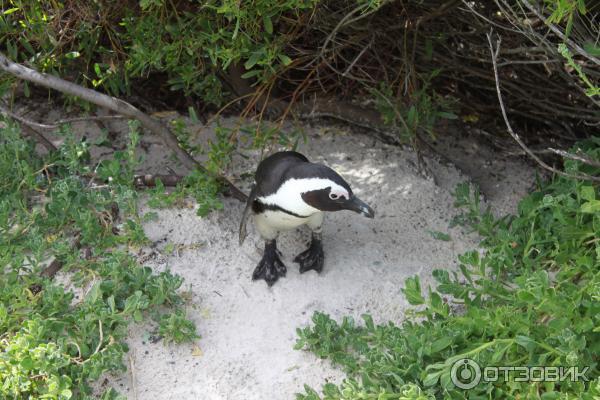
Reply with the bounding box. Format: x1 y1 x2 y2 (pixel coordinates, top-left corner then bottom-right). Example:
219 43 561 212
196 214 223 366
343 37 373 77
520 0 600 66
0 103 58 130
24 126 58 152
317 2 382 64
52 114 126 126
0 103 126 129
548 148 600 168
487 31 600 182
93 320 104 355
0 104 57 152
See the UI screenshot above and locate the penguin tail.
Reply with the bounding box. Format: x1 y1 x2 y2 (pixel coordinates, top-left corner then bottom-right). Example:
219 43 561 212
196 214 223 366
238 184 256 246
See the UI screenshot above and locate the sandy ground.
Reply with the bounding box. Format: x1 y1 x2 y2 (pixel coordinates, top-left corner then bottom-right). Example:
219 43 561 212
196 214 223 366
23 104 536 399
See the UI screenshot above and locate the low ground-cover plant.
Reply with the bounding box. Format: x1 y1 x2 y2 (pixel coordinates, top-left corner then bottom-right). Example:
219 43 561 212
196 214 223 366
147 121 234 216
0 122 198 399
371 72 458 142
146 120 305 215
295 139 600 399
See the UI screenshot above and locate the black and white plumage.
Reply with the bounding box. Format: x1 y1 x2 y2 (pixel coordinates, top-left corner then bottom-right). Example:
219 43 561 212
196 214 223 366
239 151 374 286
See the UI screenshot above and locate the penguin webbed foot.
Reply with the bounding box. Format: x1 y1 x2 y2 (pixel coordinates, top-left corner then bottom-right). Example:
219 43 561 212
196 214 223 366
294 235 324 274
253 240 286 286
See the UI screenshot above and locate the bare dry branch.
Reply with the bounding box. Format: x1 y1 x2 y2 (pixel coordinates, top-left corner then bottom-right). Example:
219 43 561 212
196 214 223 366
0 52 248 202
0 103 59 130
0 103 126 130
487 31 600 182
520 0 600 66
548 148 600 168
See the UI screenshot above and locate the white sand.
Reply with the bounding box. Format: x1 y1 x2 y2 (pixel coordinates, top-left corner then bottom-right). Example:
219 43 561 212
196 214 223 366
24 105 535 399
100 121 533 399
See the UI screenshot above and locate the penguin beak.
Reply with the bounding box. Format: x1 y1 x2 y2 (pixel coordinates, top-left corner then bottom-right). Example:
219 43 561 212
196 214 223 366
344 195 375 218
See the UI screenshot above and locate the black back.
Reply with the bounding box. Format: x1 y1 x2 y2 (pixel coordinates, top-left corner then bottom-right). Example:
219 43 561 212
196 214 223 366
254 151 351 196
254 151 309 196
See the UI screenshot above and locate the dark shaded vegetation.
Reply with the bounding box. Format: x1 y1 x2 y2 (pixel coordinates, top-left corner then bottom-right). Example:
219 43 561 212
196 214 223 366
1 0 598 142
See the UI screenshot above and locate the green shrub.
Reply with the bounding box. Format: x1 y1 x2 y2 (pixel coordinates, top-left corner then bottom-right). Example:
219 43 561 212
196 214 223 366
295 138 600 399
0 122 197 399
0 0 317 104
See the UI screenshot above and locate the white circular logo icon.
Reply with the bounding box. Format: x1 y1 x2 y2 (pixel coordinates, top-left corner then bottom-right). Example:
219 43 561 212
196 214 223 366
450 358 482 389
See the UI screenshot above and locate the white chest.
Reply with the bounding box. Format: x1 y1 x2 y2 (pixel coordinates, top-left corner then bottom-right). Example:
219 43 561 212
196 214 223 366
257 210 309 231
253 209 324 240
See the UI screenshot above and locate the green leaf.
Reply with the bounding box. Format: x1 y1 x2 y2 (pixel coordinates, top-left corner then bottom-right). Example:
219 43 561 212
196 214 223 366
244 52 261 70
188 106 199 123
583 42 600 57
241 69 261 79
87 282 102 303
407 105 417 127
430 337 453 353
278 54 292 66
3 7 19 15
427 230 451 241
423 370 443 386
424 38 433 61
64 51 80 59
437 111 458 120
20 356 34 370
515 335 536 351
402 276 425 305
263 14 273 35
107 295 116 313
581 199 600 213
580 185 595 201
19 37 35 56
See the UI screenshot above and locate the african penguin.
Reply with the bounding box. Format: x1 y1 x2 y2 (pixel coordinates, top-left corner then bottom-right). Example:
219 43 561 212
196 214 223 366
239 151 374 286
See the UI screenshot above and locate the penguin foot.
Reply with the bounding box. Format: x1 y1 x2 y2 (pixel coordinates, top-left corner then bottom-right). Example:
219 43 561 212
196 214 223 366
252 240 286 286
294 237 324 274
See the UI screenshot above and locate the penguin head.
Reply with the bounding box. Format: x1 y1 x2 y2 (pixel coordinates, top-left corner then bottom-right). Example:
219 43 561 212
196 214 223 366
299 165 375 218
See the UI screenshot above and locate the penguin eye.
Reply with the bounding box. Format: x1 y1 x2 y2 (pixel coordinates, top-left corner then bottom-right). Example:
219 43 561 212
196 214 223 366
329 193 339 200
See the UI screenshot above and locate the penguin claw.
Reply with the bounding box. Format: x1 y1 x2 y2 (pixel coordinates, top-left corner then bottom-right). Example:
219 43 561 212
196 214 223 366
294 239 324 274
252 252 286 286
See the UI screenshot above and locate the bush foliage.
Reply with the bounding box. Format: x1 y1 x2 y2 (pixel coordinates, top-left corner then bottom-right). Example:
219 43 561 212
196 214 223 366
0 0 316 103
0 0 597 138
295 139 600 399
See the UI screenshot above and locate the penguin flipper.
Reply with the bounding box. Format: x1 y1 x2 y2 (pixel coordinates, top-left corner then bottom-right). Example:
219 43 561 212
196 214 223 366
239 184 257 246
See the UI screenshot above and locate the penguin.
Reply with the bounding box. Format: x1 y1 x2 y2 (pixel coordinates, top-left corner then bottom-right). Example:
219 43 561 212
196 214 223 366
239 151 374 286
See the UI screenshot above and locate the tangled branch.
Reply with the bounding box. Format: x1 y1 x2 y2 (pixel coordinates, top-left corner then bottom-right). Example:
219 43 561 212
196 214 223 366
487 32 600 182
0 52 248 202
